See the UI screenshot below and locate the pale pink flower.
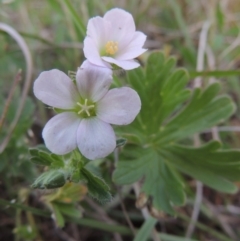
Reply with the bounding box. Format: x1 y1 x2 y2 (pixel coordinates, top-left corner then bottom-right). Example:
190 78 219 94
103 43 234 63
83 8 147 70
33 61 141 160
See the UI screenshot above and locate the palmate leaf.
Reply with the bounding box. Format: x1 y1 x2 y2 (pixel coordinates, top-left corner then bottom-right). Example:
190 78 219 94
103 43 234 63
114 52 240 214
113 147 185 215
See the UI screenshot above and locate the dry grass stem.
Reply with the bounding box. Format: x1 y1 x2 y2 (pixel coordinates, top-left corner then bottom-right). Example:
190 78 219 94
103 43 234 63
186 20 211 239
0 22 33 153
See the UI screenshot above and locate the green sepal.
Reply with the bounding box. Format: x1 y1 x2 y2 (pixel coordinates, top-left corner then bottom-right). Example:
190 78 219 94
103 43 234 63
30 156 51 166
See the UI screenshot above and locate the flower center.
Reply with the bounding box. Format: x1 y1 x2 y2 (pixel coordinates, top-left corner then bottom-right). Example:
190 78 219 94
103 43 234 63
76 99 95 118
105 41 118 55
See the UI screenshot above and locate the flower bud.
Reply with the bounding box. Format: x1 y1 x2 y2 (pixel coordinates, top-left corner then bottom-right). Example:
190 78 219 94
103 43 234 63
32 170 67 189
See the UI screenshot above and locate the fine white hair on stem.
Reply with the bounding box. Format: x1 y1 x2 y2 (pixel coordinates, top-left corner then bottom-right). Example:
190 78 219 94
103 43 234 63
186 21 211 239
0 22 33 153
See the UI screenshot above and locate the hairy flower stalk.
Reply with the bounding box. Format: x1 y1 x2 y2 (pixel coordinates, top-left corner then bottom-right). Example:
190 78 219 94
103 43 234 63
83 8 147 70
33 61 141 160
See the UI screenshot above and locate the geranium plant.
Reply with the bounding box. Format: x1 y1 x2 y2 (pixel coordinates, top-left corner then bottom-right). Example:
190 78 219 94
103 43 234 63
30 8 240 222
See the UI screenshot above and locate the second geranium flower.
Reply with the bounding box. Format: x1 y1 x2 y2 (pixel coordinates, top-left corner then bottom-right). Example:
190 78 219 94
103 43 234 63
83 8 147 70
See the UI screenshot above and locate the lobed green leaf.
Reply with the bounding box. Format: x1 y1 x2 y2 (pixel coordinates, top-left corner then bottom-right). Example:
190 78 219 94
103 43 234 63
156 83 236 145
161 141 240 193
113 147 185 215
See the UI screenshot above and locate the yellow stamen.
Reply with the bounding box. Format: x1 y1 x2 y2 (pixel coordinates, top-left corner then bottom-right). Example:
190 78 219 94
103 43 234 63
105 41 118 55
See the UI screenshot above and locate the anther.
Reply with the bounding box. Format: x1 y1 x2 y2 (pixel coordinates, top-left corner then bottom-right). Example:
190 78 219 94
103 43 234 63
105 41 118 55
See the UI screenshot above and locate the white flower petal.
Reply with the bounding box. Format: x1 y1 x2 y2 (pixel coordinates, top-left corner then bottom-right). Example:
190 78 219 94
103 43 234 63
101 56 140 70
34 69 79 109
97 87 141 125
83 37 110 68
117 31 147 60
77 117 116 160
104 8 135 48
87 16 111 49
42 112 81 155
80 59 111 70
76 61 113 102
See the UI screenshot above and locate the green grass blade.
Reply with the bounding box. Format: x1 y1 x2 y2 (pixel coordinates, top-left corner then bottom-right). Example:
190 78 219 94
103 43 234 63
167 0 194 50
71 217 132 235
62 0 86 39
0 198 132 235
133 217 157 241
